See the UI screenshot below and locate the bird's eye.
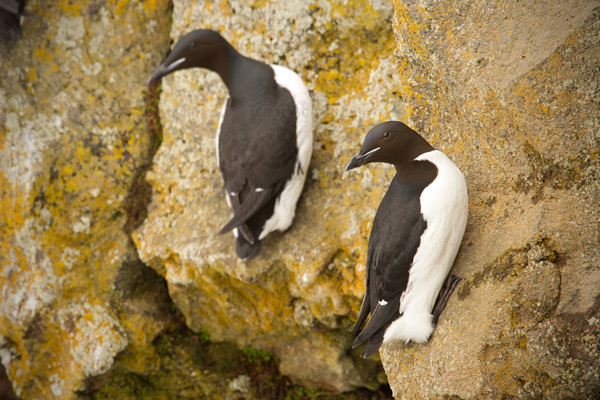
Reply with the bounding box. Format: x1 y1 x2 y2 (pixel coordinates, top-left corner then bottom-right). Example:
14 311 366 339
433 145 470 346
191 42 197 48
383 131 390 139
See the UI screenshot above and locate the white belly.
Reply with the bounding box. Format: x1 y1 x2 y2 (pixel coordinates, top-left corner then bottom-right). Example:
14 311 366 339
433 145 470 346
257 64 313 240
383 150 468 343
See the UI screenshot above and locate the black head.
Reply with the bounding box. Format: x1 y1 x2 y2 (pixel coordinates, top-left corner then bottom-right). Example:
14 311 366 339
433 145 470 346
147 29 234 85
346 121 435 171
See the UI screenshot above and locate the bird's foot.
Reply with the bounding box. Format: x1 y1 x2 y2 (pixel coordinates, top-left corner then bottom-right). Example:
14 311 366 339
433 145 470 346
432 275 461 325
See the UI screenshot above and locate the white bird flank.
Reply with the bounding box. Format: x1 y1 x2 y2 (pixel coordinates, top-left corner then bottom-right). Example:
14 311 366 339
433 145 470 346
258 64 313 240
217 96 236 237
215 96 229 168
383 150 468 344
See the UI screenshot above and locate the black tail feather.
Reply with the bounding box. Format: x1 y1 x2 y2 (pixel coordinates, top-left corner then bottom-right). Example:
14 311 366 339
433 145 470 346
219 187 275 235
236 236 262 259
237 222 255 245
352 294 371 340
353 300 400 349
361 329 386 358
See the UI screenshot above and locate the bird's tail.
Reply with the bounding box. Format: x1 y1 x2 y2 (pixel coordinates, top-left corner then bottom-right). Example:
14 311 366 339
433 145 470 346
236 236 262 259
219 187 274 236
361 330 385 358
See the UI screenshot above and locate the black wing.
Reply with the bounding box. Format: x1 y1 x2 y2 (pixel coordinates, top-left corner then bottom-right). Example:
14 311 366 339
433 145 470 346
217 86 298 237
221 188 259 244
352 178 427 357
219 186 277 238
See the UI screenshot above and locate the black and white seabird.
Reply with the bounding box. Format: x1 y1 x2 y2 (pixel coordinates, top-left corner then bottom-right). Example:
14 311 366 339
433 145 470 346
346 121 468 358
147 29 313 259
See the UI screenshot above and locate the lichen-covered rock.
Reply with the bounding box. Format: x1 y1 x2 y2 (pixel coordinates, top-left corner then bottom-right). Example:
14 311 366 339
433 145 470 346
382 1 600 398
5 0 596 398
0 1 172 398
133 0 401 392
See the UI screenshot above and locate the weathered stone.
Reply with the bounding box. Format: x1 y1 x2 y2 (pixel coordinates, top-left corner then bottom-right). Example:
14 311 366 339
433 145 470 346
382 1 600 398
133 0 401 392
4 0 597 398
0 0 172 398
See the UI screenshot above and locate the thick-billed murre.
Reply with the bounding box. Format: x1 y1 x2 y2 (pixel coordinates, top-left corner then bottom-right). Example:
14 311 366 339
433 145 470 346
148 29 312 259
346 121 468 358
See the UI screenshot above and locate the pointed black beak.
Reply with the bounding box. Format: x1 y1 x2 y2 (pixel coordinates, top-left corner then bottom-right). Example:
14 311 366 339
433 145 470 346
147 64 170 86
147 57 187 86
346 153 367 172
345 146 380 172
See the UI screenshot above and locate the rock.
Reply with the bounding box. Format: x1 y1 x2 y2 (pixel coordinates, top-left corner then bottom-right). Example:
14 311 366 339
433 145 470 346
0 0 172 398
133 0 402 392
4 0 596 397
229 375 251 393
382 1 600 398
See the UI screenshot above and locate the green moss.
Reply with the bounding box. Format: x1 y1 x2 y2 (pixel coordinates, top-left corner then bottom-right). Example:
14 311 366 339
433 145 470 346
198 330 211 343
152 333 174 357
83 320 392 399
286 387 321 400
85 368 155 400
242 345 276 364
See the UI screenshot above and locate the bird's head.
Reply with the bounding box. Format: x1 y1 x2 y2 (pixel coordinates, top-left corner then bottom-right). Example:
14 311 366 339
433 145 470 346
346 121 434 171
147 29 232 85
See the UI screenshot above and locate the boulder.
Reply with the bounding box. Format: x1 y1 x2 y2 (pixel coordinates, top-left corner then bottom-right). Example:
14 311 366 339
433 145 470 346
0 0 172 398
133 0 400 392
382 1 600 398
3 0 597 398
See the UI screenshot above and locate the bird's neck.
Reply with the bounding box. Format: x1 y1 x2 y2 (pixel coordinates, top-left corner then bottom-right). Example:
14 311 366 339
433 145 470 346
393 159 438 187
216 51 274 100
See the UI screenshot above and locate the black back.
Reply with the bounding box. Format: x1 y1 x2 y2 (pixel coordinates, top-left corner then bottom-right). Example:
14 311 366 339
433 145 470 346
148 30 301 259
218 58 297 190
218 64 298 257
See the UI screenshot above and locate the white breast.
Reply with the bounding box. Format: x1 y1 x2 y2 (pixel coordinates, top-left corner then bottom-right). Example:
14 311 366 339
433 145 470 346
257 64 313 240
383 150 468 343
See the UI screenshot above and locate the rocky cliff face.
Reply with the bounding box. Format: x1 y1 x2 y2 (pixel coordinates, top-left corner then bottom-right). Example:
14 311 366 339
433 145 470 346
133 0 401 392
1 0 599 399
0 0 398 397
0 1 173 398
383 0 600 398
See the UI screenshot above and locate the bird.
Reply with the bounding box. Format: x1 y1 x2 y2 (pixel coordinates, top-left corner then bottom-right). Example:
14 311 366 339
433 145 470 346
147 29 312 259
346 121 468 358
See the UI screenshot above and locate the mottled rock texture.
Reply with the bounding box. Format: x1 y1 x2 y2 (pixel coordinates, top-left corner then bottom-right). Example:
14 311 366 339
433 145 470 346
0 0 397 397
382 0 600 398
0 1 174 398
134 0 399 392
3 0 599 398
